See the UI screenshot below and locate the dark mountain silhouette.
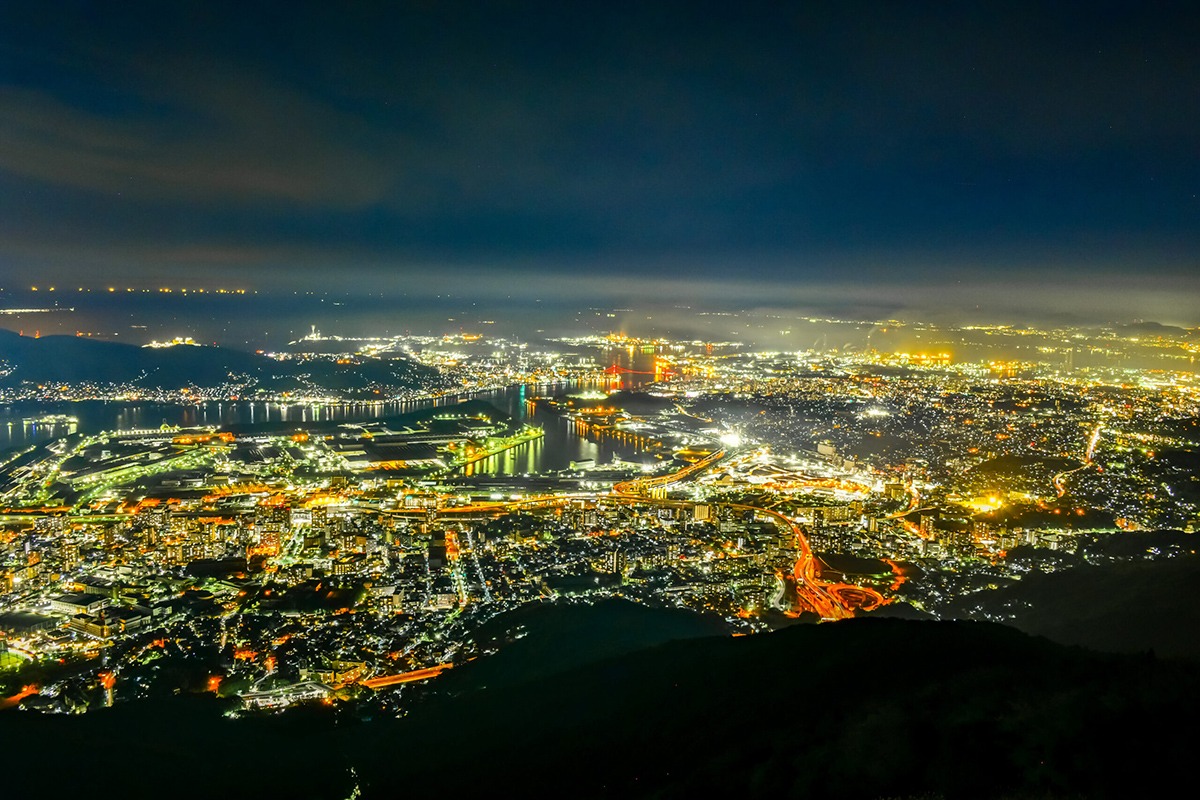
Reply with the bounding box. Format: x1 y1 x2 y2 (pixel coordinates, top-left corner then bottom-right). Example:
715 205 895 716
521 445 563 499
4 611 1198 799
439 598 730 692
951 551 1200 660
0 329 437 393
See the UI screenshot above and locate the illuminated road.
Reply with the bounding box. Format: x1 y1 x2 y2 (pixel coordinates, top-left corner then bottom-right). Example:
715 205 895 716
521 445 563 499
885 483 922 520
673 403 713 423
881 483 935 539
1053 420 1104 498
1085 420 1103 461
362 663 453 689
882 559 910 592
0 684 39 710
385 493 577 519
731 503 885 619
612 448 727 495
613 447 885 619
383 443 884 623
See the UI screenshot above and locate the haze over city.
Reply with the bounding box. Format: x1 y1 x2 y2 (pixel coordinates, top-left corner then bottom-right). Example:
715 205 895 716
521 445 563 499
2 4 1199 800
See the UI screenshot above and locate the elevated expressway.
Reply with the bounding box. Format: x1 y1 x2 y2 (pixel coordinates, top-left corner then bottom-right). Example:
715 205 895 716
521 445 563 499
382 446 885 620
613 448 885 619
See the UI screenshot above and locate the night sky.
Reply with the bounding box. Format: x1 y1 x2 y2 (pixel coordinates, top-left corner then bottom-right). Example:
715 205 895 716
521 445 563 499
1 1 1198 322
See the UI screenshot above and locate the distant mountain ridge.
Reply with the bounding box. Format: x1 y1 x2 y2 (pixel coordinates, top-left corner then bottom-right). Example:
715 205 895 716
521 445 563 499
0 329 439 395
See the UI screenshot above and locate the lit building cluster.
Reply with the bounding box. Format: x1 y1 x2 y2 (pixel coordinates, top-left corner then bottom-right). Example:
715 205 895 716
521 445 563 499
2 317 1198 713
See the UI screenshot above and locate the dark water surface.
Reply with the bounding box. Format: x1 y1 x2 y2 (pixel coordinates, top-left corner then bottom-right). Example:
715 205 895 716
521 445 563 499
0 381 656 475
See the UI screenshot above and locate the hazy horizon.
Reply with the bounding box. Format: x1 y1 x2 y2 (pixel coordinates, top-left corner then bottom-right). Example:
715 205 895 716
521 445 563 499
3 2 1197 322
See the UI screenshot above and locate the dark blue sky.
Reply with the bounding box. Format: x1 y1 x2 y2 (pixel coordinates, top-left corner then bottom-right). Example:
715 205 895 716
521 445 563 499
1 1 1198 321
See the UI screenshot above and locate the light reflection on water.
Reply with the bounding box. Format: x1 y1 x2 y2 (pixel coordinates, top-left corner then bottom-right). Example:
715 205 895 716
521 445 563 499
0 378 655 475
